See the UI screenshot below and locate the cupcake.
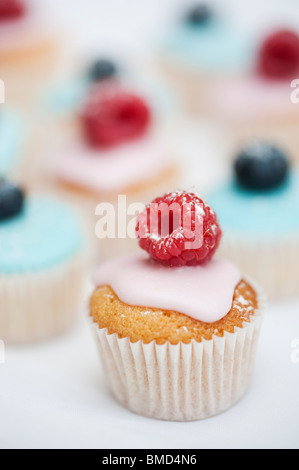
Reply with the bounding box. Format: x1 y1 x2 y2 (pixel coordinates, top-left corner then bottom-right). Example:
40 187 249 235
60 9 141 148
0 108 25 178
159 3 253 113
209 29 299 161
47 82 179 260
90 190 266 421
0 0 63 106
0 180 88 343
208 141 299 299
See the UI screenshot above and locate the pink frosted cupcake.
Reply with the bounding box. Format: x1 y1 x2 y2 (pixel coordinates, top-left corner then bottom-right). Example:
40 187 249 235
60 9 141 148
0 0 64 106
90 190 266 421
48 83 179 260
209 29 299 161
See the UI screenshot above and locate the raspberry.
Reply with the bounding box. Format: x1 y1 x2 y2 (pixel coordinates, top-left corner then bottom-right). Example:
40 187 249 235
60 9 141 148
0 0 24 20
136 191 222 267
259 30 299 80
81 85 151 148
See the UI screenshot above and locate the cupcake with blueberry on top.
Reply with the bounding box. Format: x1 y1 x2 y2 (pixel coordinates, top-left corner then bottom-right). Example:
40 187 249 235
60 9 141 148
208 141 299 298
0 179 88 343
159 3 253 112
90 189 266 421
209 29 299 160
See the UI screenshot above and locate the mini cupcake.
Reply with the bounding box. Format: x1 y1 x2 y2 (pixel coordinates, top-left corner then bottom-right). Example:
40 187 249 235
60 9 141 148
159 3 253 113
90 190 265 421
0 108 25 178
0 180 88 343
208 141 299 299
47 82 179 260
209 29 299 160
0 0 63 106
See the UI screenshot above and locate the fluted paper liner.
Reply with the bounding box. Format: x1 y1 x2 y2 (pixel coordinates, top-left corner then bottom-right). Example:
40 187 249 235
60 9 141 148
91 281 266 421
0 253 88 343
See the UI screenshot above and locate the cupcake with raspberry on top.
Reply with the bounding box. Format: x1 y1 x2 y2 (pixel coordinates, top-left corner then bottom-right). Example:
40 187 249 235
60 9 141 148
90 190 266 421
49 83 179 260
209 29 299 160
208 140 299 299
0 0 64 106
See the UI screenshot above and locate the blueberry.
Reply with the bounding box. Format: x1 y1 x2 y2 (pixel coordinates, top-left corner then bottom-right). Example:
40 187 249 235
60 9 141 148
88 59 117 82
234 142 289 191
186 4 212 26
0 180 24 221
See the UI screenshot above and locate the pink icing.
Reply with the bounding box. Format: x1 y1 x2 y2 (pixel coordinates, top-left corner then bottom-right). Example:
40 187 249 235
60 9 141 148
209 75 295 122
93 253 242 323
51 134 172 193
0 0 57 54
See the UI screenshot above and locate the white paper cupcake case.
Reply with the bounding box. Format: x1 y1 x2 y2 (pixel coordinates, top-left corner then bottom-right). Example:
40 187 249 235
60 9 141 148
91 282 266 421
218 233 299 299
0 253 88 344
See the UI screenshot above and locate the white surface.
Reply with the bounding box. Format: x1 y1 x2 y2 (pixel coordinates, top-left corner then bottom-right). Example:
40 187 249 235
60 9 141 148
1 295 299 449
1 0 299 449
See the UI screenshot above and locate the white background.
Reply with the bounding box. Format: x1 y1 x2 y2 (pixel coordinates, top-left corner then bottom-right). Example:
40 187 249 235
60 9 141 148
0 0 299 450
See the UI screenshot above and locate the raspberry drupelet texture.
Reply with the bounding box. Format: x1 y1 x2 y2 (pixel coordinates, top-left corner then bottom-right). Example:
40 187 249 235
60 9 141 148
81 85 151 148
136 190 222 267
0 0 24 20
259 30 299 79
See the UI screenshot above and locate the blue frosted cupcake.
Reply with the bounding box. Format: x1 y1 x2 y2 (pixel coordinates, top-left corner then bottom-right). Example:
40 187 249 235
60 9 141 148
0 110 25 178
159 3 253 112
208 141 299 298
0 181 88 343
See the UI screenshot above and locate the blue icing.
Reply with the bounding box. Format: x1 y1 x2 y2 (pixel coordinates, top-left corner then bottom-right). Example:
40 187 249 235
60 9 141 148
162 20 253 72
208 172 299 238
0 111 24 176
0 198 85 274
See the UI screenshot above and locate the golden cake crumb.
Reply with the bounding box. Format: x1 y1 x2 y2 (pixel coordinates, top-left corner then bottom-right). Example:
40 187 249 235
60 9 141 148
90 280 258 345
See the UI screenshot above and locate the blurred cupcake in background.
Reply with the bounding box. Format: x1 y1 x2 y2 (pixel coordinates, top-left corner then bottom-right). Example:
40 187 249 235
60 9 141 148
0 179 89 343
208 140 299 299
0 0 66 107
209 28 299 161
46 82 180 261
158 3 253 113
